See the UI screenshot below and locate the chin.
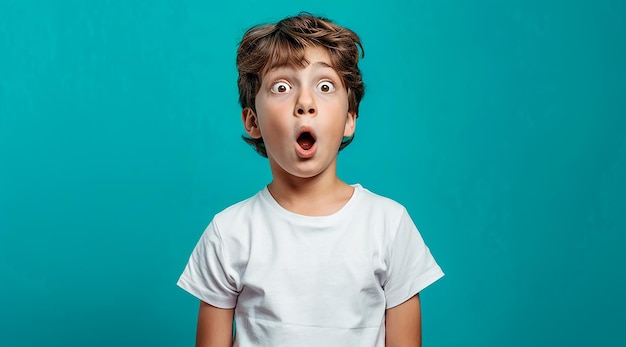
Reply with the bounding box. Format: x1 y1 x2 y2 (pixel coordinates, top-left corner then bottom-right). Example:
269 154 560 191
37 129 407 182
270 154 336 180
289 164 334 179
286 169 321 179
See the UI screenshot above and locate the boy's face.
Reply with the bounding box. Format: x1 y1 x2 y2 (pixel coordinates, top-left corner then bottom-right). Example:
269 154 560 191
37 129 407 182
243 46 356 180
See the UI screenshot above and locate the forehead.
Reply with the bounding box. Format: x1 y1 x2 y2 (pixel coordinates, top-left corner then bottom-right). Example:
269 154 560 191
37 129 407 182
262 45 335 76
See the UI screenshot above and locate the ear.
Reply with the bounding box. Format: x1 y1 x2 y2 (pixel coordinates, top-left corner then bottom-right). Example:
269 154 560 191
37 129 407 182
242 108 262 139
343 111 357 137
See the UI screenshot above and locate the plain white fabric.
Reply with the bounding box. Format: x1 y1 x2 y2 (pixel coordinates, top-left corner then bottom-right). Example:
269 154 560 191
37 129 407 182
178 184 444 347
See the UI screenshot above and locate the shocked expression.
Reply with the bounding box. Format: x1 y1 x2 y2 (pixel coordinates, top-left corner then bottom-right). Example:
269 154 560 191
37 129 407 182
245 46 356 179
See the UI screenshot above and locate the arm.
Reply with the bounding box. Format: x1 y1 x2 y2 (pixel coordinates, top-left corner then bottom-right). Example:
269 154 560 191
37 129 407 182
385 294 422 347
196 301 235 347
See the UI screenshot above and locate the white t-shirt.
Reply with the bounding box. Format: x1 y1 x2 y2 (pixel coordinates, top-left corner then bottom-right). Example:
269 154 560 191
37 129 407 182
178 184 444 346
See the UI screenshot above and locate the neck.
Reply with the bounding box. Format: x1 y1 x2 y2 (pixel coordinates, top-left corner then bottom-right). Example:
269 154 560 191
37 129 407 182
267 162 353 216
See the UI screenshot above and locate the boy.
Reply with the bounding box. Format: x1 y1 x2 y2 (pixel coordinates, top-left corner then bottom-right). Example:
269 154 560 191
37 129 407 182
178 13 444 347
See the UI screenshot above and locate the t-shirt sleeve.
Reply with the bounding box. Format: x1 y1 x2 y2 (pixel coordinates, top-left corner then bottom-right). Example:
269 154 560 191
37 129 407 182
177 220 239 309
383 208 444 309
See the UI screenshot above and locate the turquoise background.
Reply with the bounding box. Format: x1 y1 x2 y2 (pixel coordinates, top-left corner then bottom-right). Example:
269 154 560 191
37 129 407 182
1 0 624 346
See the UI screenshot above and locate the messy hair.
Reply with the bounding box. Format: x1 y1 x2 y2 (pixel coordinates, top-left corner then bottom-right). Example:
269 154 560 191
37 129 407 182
236 13 365 157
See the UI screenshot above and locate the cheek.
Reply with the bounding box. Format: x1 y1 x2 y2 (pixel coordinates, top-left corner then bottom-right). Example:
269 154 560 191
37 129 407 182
257 93 289 115
257 108 291 142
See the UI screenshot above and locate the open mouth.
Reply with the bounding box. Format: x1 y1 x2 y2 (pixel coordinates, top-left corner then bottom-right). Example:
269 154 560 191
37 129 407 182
296 131 316 150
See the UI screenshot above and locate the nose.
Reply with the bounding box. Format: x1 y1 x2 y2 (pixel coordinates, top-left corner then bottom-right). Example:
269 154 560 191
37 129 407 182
294 88 316 117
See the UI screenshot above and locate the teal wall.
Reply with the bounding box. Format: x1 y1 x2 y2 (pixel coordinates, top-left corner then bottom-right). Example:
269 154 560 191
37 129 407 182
1 1 624 346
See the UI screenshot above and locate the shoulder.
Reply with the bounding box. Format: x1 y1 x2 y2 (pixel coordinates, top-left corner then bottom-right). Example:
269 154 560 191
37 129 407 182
353 184 408 218
349 184 414 238
199 190 269 259
212 189 266 226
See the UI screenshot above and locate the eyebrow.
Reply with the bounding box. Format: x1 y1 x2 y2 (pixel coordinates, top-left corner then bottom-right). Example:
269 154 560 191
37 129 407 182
266 60 334 74
311 61 333 69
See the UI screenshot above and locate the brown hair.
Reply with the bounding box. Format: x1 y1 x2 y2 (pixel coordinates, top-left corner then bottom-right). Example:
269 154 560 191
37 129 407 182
236 13 365 157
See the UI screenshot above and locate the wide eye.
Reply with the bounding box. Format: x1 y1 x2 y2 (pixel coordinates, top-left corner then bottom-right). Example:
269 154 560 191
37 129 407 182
271 81 291 94
317 81 336 93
